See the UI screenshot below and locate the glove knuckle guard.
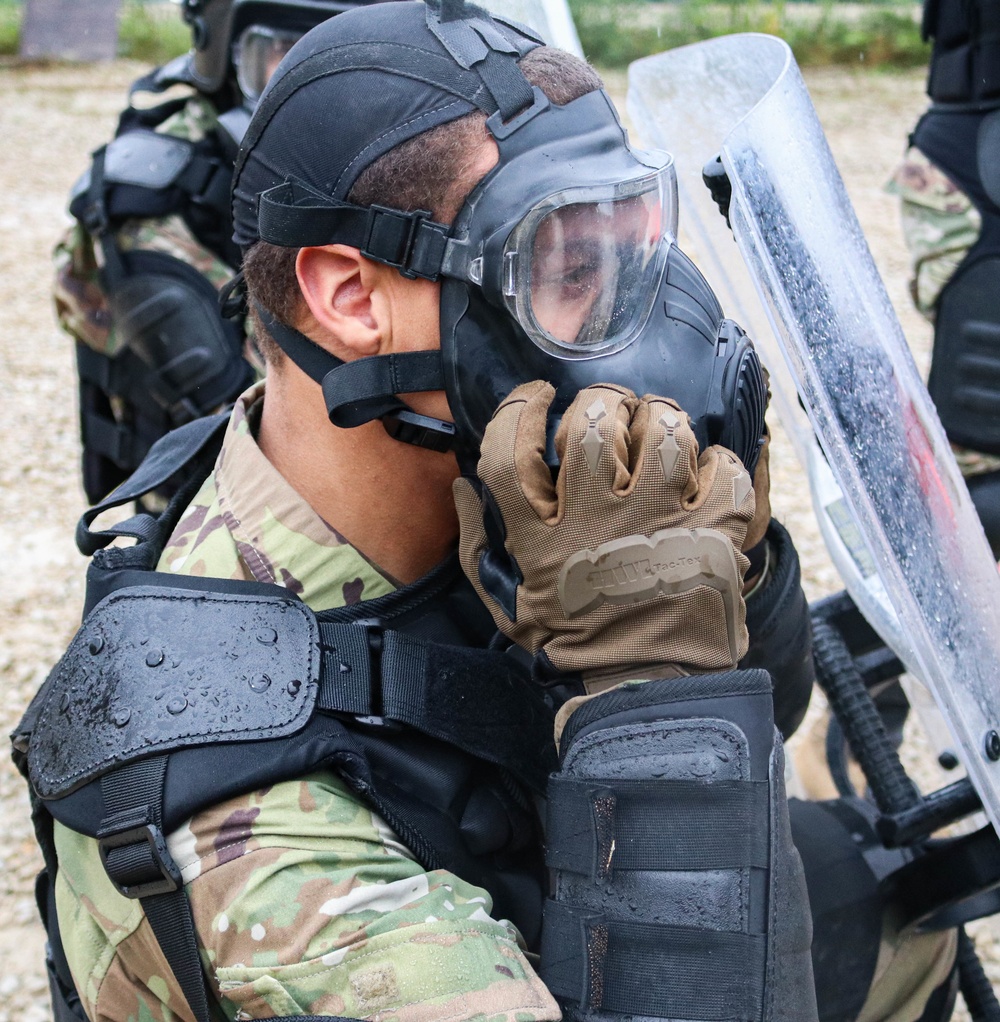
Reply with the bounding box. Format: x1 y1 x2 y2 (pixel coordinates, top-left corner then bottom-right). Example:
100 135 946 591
540 671 818 1022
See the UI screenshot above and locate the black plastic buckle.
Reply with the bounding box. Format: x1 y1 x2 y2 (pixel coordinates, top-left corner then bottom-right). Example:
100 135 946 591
381 409 456 452
485 86 550 141
362 205 436 280
98 821 182 899
189 158 231 216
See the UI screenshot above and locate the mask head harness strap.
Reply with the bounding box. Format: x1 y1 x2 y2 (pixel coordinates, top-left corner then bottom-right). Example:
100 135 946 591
236 0 545 451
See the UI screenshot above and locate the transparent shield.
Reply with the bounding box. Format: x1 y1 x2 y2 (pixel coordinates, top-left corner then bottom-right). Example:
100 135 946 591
628 34 1000 830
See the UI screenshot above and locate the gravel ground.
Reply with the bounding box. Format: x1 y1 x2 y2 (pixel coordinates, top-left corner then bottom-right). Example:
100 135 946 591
0 57 993 1020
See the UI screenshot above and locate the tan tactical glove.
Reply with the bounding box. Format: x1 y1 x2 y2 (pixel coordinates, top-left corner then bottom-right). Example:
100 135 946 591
454 381 756 680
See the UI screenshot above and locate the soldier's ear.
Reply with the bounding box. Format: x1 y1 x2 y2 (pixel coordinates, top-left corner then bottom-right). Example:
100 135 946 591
295 245 382 359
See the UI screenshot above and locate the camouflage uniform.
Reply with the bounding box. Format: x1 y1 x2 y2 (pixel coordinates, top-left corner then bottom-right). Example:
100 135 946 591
51 382 559 1022
887 146 981 319
887 147 1000 479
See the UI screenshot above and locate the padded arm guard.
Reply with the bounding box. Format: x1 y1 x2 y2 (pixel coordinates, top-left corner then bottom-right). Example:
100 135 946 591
540 671 817 1022
107 250 253 423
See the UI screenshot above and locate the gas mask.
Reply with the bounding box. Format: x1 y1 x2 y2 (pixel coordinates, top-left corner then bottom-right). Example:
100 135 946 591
234 0 767 475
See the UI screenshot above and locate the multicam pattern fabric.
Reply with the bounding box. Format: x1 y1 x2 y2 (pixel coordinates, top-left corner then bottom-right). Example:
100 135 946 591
887 146 981 318
951 441 1000 479
158 383 399 604
888 148 1000 476
51 94 252 361
52 384 559 1022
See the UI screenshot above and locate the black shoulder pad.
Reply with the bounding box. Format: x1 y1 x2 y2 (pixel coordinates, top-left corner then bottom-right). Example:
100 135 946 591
29 586 320 799
103 130 194 190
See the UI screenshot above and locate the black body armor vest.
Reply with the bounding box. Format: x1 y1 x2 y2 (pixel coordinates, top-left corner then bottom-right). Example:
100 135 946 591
67 64 254 505
12 413 555 1022
912 108 1000 457
923 0 1000 108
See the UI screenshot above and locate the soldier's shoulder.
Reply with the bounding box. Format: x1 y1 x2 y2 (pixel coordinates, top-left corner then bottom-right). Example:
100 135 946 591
157 93 223 144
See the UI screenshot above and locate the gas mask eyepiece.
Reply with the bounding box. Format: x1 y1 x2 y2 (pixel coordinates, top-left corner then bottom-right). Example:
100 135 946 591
233 23 303 105
498 157 677 360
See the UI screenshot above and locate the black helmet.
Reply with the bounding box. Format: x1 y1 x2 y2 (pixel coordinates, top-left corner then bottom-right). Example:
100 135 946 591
179 0 383 95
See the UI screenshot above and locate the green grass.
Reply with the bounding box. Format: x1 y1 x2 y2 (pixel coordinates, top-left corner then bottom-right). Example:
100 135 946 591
570 0 929 69
117 2 190 63
0 2 20 56
0 1 190 61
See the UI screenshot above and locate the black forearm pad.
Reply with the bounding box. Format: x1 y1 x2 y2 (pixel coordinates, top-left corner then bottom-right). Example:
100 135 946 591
741 519 815 739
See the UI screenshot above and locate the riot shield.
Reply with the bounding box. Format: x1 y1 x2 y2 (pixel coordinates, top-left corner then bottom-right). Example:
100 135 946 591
627 34 1000 830
478 0 583 56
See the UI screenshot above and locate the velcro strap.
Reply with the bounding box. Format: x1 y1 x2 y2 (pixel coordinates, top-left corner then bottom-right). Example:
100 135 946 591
546 775 769 876
322 351 446 428
317 622 555 792
541 900 765 1020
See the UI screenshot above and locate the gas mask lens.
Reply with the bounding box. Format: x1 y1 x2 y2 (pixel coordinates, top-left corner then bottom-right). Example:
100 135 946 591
504 159 677 358
234 25 302 105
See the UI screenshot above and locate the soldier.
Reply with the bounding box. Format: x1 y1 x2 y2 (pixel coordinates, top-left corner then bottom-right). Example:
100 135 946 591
16 4 957 1022
54 0 382 506
888 0 1000 551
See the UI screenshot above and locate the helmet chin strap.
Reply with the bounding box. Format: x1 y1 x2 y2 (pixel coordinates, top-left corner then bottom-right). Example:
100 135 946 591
253 303 457 453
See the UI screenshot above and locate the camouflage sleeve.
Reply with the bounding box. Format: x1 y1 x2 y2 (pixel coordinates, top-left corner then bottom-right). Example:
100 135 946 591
54 775 560 1022
53 223 116 354
886 146 982 318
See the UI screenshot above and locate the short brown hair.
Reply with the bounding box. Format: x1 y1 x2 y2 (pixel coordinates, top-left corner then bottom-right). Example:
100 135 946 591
242 46 604 360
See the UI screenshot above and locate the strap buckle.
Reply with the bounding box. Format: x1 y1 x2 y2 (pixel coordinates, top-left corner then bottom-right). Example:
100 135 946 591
98 816 182 899
362 205 442 280
381 409 456 452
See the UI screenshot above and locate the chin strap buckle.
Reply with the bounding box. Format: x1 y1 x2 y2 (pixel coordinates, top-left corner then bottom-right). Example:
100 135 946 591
381 409 456 452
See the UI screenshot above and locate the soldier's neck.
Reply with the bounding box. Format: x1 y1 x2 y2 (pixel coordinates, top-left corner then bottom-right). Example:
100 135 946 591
257 364 460 586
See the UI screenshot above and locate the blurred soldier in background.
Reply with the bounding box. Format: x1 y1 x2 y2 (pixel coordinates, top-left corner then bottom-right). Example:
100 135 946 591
53 0 380 505
888 0 1000 551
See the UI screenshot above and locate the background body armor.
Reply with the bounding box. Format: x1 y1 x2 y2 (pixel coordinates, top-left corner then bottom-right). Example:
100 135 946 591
922 0 1000 108
12 414 554 1022
67 72 254 505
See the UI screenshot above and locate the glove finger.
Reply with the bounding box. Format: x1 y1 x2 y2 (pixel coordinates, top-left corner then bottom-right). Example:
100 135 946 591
478 380 558 525
744 428 771 552
634 395 700 508
687 445 754 521
554 383 639 505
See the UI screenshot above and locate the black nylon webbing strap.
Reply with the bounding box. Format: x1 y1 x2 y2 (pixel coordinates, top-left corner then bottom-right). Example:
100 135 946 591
322 351 447 428
256 182 450 279
541 900 766 1021
98 758 213 1022
545 776 769 876
316 623 555 792
254 305 341 386
252 308 447 432
423 2 536 121
77 410 229 556
317 621 376 714
81 409 133 467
